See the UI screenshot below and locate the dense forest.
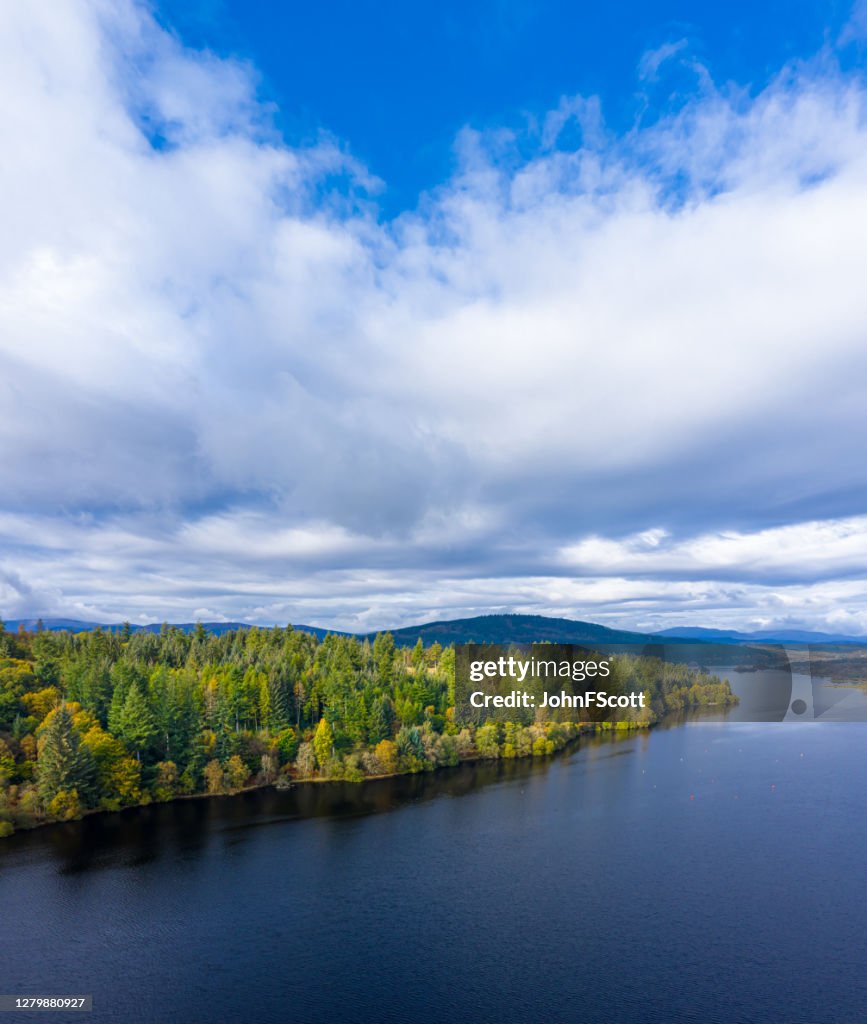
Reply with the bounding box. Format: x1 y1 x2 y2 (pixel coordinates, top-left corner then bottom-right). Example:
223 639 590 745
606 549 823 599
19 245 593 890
0 620 735 836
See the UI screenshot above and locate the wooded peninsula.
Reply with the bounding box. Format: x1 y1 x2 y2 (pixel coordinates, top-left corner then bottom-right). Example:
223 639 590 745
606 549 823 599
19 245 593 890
0 620 735 836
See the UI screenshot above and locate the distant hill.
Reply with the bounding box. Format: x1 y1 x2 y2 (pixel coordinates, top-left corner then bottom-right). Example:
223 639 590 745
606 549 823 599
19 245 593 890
3 614 650 646
355 616 793 669
1 618 347 640
3 613 865 648
2 618 249 636
363 613 656 647
288 624 352 639
126 621 251 637
653 625 867 645
3 618 101 633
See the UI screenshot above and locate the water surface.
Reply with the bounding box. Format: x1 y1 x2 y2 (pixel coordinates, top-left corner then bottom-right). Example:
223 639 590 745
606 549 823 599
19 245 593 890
1 685 866 1023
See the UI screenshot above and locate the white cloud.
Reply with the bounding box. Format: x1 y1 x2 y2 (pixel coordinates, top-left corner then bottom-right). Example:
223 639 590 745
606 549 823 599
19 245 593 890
840 0 867 44
2 1 867 630
560 517 867 581
3 508 867 634
637 39 689 82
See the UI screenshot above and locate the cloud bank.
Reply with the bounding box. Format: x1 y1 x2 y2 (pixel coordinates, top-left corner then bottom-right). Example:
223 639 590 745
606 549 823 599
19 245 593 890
2 1 867 632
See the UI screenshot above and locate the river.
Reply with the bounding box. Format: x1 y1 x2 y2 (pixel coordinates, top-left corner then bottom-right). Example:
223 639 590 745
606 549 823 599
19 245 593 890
1 674 866 1023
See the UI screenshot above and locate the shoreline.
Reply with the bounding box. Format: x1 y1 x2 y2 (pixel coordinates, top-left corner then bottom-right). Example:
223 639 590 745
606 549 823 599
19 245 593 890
1 719 647 839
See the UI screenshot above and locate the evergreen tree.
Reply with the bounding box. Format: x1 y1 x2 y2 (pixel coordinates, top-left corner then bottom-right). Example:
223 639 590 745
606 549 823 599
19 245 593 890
258 674 272 732
368 696 394 744
372 632 395 688
37 704 97 807
412 637 425 674
118 684 158 762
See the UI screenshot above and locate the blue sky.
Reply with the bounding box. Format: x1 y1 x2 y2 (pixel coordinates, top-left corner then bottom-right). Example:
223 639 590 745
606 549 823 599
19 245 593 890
157 0 857 215
2 1 867 632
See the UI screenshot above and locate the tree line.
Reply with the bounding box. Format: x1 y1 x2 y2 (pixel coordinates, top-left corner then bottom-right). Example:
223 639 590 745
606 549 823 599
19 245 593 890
0 620 735 836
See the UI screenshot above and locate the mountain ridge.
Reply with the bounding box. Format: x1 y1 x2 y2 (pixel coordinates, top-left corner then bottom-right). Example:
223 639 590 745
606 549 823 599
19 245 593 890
4 613 866 647
653 625 867 644
0 618 345 640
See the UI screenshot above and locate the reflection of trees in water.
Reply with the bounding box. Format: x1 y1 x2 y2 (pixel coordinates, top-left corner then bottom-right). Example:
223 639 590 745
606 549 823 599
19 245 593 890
3 699 740 878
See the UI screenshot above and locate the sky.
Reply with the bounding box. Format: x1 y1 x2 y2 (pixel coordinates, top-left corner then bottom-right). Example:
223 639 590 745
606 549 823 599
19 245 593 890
2 0 867 633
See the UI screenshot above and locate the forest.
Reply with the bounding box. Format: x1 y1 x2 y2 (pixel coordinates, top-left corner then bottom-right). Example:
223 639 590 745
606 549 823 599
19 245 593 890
0 619 735 836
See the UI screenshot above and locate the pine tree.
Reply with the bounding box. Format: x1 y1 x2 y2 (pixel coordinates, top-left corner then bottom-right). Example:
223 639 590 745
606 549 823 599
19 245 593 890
412 637 425 674
258 675 272 732
118 684 157 762
37 704 97 807
368 696 394 744
372 632 395 688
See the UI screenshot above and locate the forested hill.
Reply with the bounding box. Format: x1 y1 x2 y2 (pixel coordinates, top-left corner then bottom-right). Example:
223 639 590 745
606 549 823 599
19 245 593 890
4 614 649 644
0 616 787 673
360 615 781 669
363 614 654 646
3 619 346 640
6 614 867 647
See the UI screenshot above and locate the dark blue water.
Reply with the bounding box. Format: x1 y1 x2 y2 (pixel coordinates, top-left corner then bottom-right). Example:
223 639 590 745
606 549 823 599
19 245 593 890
2 705 866 1023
